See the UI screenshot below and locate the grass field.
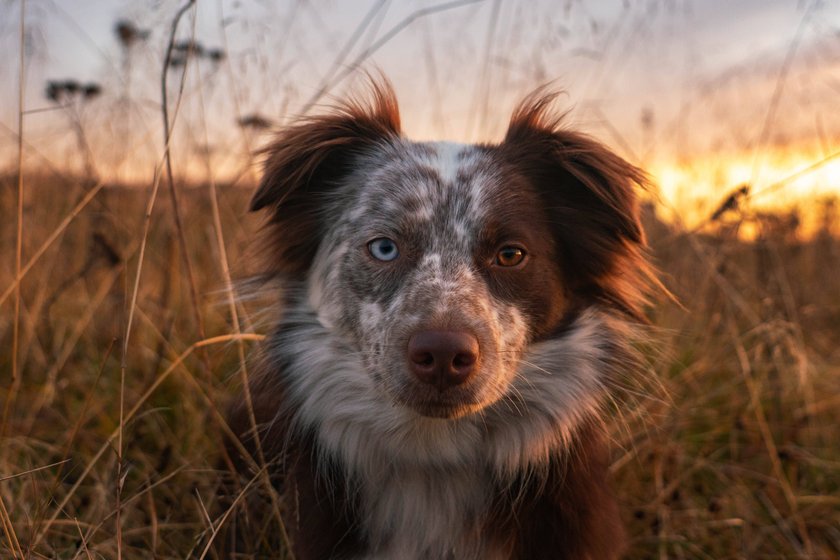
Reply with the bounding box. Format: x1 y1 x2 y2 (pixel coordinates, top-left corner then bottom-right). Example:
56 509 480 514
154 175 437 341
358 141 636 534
0 172 838 559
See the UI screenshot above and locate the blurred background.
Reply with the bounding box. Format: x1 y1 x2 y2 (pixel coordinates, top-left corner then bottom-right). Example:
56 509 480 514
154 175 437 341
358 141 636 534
2 0 840 228
0 0 838 558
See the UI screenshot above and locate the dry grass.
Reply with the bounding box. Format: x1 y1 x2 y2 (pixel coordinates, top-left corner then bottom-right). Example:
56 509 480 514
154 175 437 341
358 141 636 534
0 173 838 558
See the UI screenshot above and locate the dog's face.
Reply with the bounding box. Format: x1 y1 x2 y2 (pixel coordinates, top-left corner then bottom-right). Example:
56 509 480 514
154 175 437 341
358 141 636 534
306 142 569 418
252 84 648 420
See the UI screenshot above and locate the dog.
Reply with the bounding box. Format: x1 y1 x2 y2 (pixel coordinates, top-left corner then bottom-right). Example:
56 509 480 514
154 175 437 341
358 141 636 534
220 80 655 559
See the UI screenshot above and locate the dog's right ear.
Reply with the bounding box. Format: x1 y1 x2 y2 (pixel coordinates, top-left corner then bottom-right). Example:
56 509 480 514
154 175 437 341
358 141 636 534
251 82 401 276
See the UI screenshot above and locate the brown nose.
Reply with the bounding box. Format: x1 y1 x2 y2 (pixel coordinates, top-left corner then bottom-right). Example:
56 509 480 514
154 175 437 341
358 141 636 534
407 330 480 390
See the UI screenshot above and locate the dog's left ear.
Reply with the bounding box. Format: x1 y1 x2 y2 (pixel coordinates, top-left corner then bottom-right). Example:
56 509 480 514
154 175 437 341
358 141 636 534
501 91 653 319
251 81 401 277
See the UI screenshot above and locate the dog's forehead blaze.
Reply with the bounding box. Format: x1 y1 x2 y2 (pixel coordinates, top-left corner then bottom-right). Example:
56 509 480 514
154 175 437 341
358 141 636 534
424 141 482 185
346 140 510 240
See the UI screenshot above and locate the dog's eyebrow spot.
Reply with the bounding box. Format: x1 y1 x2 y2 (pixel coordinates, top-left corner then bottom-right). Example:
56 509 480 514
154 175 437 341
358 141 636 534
401 193 435 222
382 197 402 213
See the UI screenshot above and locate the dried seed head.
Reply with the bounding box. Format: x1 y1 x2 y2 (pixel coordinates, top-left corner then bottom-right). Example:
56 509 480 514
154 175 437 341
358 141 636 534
114 20 149 48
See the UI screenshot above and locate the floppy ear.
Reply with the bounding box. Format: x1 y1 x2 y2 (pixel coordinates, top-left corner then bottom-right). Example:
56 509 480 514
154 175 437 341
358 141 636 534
501 91 654 319
251 81 401 277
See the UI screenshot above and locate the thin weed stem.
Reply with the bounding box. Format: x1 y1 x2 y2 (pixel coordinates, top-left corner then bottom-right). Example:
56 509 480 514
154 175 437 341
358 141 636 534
4 0 26 452
159 0 212 378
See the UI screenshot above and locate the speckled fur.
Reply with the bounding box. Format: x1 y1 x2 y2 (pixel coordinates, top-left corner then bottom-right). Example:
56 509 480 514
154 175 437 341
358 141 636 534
221 81 655 560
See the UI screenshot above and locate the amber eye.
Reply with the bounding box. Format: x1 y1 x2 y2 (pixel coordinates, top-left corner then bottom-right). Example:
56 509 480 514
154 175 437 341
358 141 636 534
495 246 526 267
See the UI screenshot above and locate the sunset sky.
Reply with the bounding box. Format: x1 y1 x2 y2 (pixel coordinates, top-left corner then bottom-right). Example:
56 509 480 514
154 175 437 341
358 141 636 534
1 0 839 231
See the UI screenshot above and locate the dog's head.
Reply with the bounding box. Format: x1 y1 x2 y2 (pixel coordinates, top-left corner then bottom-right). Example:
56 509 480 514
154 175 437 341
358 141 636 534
251 82 651 419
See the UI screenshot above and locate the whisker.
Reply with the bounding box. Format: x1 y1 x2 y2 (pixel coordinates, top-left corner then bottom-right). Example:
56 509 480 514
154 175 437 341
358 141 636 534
516 358 557 377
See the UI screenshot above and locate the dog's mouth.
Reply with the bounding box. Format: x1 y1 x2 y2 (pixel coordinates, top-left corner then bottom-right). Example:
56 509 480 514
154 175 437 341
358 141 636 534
389 382 491 419
409 399 483 419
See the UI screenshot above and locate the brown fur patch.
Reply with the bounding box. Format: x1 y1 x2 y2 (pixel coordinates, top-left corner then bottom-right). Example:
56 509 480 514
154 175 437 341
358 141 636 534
499 89 658 321
489 421 626 559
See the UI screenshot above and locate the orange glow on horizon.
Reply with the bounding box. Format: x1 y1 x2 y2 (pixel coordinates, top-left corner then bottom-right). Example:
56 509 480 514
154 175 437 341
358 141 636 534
13 132 840 240
650 144 840 238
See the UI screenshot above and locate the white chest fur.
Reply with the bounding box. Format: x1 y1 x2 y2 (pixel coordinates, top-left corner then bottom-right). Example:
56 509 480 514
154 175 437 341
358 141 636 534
357 464 503 560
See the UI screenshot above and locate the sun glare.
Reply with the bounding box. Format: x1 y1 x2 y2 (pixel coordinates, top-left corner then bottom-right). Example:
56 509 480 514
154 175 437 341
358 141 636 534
652 145 840 238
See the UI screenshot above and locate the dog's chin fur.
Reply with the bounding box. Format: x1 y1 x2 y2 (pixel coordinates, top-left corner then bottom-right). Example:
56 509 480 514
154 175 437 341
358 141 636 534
221 79 656 560
398 400 482 420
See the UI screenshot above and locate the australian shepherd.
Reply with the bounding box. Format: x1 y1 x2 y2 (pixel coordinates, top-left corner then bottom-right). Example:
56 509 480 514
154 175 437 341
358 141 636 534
220 80 655 560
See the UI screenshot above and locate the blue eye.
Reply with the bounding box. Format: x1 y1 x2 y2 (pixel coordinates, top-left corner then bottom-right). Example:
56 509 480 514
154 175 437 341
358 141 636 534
368 238 399 261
